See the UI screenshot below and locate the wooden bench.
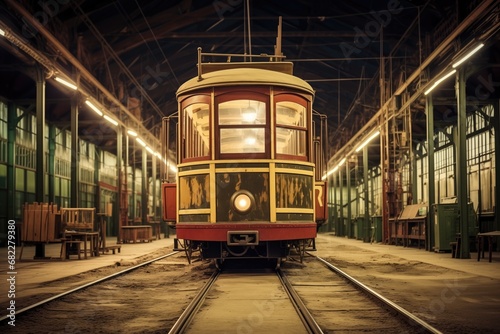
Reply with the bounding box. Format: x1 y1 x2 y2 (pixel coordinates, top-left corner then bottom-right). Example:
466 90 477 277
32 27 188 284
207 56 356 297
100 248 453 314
121 226 153 243
102 245 122 254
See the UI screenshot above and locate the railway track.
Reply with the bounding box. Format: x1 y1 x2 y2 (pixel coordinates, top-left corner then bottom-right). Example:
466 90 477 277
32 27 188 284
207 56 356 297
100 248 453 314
169 254 443 333
310 253 442 333
282 252 444 333
0 251 181 324
2 250 444 333
169 267 323 334
0 250 212 333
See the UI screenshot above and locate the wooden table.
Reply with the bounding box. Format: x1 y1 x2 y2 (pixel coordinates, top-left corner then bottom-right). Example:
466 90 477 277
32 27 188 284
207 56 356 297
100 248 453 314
63 231 99 259
477 231 500 262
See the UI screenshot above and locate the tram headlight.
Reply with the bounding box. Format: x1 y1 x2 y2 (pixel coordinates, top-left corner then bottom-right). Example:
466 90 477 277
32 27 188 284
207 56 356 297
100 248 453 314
230 190 255 215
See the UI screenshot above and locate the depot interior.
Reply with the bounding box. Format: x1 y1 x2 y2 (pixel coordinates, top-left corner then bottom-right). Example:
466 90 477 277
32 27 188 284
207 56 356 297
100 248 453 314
0 0 499 259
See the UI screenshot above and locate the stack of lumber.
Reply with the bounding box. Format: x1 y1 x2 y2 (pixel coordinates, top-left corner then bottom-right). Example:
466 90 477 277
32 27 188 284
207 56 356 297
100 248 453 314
22 203 61 242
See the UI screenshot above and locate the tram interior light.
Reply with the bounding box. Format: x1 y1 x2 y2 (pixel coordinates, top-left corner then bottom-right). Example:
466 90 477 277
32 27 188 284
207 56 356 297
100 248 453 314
245 136 256 145
127 130 138 137
242 105 257 122
0 28 5 36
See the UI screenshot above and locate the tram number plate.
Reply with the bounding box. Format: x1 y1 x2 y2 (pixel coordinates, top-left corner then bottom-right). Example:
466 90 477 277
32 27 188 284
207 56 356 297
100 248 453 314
227 231 259 246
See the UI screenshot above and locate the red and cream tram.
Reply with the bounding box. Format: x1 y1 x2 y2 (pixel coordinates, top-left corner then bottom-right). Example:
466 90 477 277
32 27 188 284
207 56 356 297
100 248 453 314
162 49 327 263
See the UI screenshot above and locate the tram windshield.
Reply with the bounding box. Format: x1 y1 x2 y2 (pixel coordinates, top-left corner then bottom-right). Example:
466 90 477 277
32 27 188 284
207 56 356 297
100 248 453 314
218 99 266 154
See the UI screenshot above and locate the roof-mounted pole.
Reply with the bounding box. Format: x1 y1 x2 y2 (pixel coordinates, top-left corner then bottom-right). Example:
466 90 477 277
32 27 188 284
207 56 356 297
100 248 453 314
197 47 202 81
275 16 283 62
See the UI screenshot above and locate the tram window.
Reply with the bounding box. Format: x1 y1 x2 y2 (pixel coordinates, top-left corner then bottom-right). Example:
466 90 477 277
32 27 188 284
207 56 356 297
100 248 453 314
276 101 307 157
220 128 266 153
218 99 266 154
182 103 210 160
218 100 266 125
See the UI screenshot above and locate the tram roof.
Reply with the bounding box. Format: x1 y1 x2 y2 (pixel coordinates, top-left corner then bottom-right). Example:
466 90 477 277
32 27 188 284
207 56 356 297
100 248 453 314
177 62 315 98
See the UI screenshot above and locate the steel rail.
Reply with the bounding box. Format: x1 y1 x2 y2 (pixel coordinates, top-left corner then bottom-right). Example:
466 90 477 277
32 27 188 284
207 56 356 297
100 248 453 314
309 253 443 334
0 251 180 323
276 268 324 334
168 270 220 334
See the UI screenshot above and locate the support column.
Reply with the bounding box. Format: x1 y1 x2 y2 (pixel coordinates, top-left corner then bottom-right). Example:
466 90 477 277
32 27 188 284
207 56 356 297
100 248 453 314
142 148 148 223
152 154 157 219
346 160 352 238
363 146 369 242
7 103 16 220
494 100 500 232
455 68 470 259
116 126 123 241
426 94 436 252
70 97 79 207
338 168 344 237
332 168 337 235
48 125 55 203
411 149 418 204
35 66 46 258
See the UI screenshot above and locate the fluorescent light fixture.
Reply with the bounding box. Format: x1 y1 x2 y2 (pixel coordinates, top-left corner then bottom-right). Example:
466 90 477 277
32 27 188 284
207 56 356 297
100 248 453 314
0 28 5 36
452 43 484 68
127 130 138 137
321 157 347 180
54 76 77 90
85 100 103 116
145 146 155 154
103 115 118 126
154 152 162 159
136 137 146 147
424 69 456 95
355 130 380 152
169 164 178 173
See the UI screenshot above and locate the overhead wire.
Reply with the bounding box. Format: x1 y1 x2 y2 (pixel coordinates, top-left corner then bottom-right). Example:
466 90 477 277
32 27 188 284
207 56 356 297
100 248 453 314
133 0 180 86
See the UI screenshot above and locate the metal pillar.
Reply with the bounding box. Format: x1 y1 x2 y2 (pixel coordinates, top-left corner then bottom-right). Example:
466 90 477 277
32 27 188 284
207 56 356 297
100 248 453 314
338 168 344 236
152 154 157 219
70 97 79 207
411 149 418 204
363 146 370 242
116 126 123 241
426 94 436 252
346 161 352 238
455 68 470 259
332 168 337 235
48 125 55 203
7 102 16 220
142 148 148 223
494 100 500 232
35 66 46 258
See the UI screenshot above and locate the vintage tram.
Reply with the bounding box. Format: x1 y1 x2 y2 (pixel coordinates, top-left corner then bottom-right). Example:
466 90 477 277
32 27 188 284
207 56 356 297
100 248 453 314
162 48 327 264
